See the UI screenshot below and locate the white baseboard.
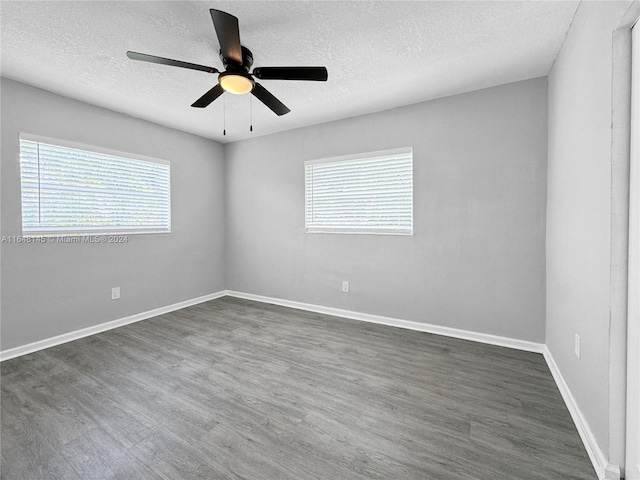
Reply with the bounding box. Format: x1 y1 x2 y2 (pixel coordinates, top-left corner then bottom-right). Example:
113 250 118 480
224 290 545 353
543 347 617 480
0 291 227 362
604 465 621 480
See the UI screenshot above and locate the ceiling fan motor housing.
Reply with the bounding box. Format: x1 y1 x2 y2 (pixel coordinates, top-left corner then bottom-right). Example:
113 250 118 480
220 46 254 72
218 46 255 94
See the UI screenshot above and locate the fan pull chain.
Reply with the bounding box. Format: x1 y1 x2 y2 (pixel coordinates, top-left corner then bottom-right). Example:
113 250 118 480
223 95 226 136
250 95 253 132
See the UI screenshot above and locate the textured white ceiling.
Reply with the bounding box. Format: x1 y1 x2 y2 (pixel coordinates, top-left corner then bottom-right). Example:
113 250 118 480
1 1 578 143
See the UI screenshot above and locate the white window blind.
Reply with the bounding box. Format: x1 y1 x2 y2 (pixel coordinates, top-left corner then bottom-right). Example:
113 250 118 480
19 135 170 235
305 147 413 235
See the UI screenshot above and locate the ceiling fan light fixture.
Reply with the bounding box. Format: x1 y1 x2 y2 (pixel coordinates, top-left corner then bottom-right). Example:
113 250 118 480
127 9 326 115
219 72 254 94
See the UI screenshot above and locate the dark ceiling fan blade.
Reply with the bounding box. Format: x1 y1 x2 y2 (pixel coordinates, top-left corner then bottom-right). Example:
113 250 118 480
191 84 224 108
252 67 328 81
126 51 218 73
210 9 242 64
252 83 290 116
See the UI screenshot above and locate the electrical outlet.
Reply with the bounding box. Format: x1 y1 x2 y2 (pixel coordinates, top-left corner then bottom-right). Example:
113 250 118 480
342 281 350 293
574 333 581 359
111 287 120 300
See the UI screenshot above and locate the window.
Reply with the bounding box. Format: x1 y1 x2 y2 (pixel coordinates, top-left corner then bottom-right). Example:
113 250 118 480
305 147 413 235
19 134 170 236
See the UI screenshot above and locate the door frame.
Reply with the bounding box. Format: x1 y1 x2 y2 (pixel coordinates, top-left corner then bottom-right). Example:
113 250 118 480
627 17 640 480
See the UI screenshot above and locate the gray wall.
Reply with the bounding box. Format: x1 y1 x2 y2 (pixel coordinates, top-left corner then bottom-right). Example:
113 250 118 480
225 77 548 342
0 78 226 351
546 0 632 463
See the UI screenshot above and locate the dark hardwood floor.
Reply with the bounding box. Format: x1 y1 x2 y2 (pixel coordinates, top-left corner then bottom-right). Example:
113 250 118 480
1 296 595 479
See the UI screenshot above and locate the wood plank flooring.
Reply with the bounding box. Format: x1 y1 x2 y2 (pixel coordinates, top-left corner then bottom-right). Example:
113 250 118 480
1 296 596 479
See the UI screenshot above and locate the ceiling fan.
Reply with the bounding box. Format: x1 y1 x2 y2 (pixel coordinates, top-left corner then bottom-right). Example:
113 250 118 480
126 9 328 116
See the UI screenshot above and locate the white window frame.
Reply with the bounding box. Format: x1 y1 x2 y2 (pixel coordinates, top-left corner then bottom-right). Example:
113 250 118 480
19 133 171 237
304 147 413 235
